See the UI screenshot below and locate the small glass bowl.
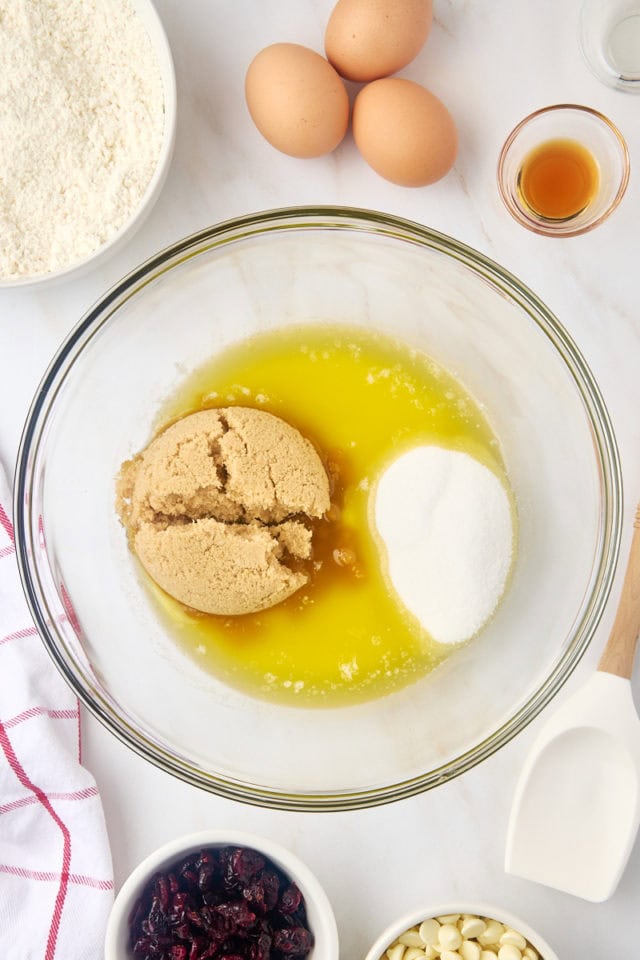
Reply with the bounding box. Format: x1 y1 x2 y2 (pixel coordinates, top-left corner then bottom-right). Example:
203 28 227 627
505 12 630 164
497 104 629 237
580 0 640 93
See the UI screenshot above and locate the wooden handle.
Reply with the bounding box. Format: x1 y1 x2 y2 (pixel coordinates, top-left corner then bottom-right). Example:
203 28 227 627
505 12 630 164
599 504 640 679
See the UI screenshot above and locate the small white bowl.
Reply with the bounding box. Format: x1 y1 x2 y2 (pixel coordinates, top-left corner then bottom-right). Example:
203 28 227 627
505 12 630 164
104 829 339 960
1 0 176 289
364 903 559 960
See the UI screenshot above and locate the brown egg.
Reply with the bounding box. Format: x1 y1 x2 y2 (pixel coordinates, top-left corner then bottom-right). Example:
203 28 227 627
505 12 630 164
325 0 432 83
352 78 457 187
245 43 349 159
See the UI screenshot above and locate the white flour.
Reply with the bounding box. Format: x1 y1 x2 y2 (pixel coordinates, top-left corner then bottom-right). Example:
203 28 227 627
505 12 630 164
374 445 514 645
0 0 165 278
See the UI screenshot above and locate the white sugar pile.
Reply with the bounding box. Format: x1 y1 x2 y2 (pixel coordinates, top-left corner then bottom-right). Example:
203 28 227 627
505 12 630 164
0 0 165 279
374 445 514 645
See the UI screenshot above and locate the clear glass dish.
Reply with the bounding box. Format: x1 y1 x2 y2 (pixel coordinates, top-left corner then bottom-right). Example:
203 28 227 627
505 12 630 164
497 104 629 237
580 0 640 93
14 208 621 810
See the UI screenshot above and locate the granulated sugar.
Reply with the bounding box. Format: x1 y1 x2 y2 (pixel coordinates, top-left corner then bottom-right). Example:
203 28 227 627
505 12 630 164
0 0 165 279
374 445 514 645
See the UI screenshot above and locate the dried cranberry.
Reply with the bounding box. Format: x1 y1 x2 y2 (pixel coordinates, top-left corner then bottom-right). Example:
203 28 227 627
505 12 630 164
249 932 272 960
198 862 217 892
157 875 170 912
214 900 257 933
243 881 266 915
224 847 266 885
188 938 207 960
198 943 220 960
170 892 191 922
243 870 280 916
186 908 206 930
273 927 314 956
198 947 218 960
262 871 281 912
277 884 302 916
195 850 218 870
178 859 200 887
135 933 173 958
170 947 188 960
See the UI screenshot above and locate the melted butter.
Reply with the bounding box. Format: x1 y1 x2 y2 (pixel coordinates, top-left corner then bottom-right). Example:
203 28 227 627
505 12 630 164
148 323 507 707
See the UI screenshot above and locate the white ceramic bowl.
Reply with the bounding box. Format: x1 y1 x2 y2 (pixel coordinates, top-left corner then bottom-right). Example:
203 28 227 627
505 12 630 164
104 829 339 960
1 0 176 289
364 903 559 960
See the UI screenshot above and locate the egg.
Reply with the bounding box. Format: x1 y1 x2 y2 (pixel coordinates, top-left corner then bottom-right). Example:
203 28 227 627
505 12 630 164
352 78 457 187
325 0 432 82
245 43 349 159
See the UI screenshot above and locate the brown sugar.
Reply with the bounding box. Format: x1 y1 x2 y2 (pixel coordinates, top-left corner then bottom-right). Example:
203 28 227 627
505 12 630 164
116 407 330 615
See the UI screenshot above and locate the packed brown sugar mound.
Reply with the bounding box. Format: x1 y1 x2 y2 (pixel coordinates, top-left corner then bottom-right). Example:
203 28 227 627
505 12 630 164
117 407 330 615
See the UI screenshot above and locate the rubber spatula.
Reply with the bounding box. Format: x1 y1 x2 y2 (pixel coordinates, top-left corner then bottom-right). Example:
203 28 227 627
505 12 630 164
505 504 640 902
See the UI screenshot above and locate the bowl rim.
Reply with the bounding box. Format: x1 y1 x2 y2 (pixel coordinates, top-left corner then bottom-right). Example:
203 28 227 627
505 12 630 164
104 828 339 960
13 205 623 811
362 901 559 960
496 102 630 238
0 0 177 289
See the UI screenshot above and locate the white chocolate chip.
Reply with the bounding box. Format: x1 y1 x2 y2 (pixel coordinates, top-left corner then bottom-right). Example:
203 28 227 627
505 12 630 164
522 949 538 960
423 949 439 960
460 919 487 940
478 922 504 947
497 947 521 960
441 953 462 960
437 915 461 925
460 940 481 960
405 949 427 960
387 944 406 960
500 931 526 951
420 920 442 947
480 953 498 960
439 926 462 952
400 932 426 948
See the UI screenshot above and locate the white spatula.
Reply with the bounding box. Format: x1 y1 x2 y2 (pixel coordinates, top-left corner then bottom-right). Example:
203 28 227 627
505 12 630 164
505 504 640 902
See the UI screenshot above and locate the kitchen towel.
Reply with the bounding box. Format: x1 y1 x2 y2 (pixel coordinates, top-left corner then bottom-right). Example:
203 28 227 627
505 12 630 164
0 466 114 960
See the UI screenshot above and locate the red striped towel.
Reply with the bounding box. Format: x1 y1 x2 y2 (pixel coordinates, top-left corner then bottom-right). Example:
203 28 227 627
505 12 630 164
0 469 113 959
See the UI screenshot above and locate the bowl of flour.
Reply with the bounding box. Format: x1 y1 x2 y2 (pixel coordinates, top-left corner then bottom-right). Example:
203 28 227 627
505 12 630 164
0 0 176 286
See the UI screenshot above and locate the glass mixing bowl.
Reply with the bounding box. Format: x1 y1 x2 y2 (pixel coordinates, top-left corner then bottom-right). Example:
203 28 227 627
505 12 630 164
14 207 621 810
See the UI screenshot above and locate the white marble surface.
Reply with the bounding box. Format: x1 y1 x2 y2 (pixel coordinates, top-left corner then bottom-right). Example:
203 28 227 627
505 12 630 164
2 1 640 957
